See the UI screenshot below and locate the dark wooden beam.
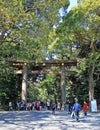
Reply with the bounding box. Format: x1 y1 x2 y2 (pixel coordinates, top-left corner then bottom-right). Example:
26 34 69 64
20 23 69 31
10 59 78 67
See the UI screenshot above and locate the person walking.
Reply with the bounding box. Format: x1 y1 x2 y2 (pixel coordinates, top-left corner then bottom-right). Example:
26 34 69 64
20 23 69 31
9 101 13 111
73 100 81 122
52 102 56 115
46 101 50 110
16 101 20 111
82 101 88 116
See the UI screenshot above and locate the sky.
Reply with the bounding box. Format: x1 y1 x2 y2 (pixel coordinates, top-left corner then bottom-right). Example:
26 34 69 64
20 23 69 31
67 0 77 12
59 0 77 16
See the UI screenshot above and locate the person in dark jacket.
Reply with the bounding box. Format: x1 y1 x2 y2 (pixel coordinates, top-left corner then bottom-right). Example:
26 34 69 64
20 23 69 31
73 100 81 122
52 102 56 115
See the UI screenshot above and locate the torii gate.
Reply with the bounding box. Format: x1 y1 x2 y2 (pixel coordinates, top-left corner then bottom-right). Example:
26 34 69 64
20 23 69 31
10 59 78 104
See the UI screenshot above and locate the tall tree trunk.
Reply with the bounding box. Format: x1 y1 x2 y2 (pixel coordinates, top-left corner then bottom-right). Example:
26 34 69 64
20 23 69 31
61 66 66 107
88 63 95 102
21 65 28 102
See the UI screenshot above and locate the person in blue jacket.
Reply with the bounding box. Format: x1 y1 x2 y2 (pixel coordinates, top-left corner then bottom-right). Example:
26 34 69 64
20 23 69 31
73 100 81 122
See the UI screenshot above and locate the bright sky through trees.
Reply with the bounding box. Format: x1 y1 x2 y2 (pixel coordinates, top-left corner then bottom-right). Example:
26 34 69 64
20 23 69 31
68 0 77 12
59 0 77 16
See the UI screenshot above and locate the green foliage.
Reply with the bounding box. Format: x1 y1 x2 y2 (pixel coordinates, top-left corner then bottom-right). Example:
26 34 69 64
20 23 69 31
39 72 61 101
54 0 100 103
0 0 99 107
0 74 21 107
0 0 70 106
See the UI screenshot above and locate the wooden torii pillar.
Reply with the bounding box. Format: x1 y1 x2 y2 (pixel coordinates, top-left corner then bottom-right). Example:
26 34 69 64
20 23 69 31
61 66 66 108
21 65 27 102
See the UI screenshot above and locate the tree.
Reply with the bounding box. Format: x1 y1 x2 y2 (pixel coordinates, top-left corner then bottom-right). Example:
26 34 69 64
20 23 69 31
74 0 100 103
56 0 100 107
0 0 70 105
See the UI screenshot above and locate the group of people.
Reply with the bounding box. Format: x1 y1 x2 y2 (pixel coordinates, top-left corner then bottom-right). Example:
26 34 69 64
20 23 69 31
8 99 89 122
9 100 45 111
8 100 62 113
47 100 89 120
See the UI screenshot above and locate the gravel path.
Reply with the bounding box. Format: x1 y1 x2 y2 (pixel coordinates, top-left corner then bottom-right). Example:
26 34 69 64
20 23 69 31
0 110 100 130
